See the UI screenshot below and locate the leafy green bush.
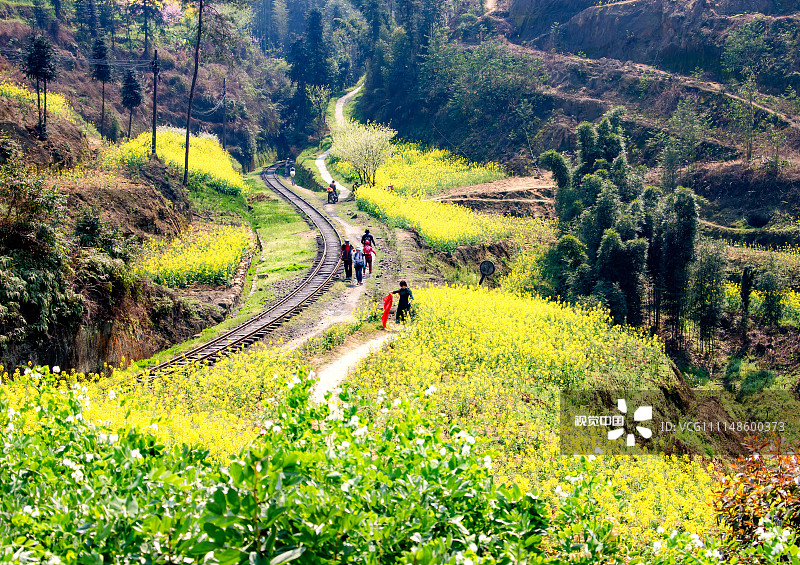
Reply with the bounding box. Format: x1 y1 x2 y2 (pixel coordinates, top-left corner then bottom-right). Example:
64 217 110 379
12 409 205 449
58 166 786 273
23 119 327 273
0 368 548 563
0 160 84 350
5 366 800 563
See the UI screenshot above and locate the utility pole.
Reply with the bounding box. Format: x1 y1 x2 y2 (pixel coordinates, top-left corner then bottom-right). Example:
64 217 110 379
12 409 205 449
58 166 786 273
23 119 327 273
151 49 159 156
222 77 227 150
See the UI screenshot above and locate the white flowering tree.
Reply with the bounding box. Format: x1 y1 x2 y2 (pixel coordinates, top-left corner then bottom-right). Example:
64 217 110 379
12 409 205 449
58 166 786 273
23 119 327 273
332 120 396 186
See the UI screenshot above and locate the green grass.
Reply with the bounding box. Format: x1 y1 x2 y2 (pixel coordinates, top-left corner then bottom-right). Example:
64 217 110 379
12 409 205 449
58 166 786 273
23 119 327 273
343 76 365 122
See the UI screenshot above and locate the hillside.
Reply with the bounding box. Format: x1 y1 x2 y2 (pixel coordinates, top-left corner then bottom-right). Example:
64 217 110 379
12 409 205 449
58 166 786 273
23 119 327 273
3 0 800 561
0 3 290 170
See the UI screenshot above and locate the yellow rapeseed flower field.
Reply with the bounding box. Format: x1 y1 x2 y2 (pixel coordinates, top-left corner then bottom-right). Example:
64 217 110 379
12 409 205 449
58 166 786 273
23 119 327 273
356 183 551 251
139 223 252 287
332 142 506 196
0 81 86 126
724 281 800 324
348 285 717 548
374 143 506 196
115 129 247 196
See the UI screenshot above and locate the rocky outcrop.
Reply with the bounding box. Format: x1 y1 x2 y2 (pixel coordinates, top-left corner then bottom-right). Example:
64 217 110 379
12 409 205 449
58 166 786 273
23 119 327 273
513 0 800 74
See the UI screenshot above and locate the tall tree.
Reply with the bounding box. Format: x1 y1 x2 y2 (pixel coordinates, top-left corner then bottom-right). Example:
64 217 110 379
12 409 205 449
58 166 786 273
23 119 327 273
758 261 784 325
660 139 680 191
722 20 771 82
32 0 53 30
183 0 204 185
689 239 727 354
136 0 161 56
734 72 758 162
48 0 61 20
91 38 112 139
667 100 707 174
120 69 143 138
272 0 288 47
331 119 396 186
658 187 698 344
22 34 58 136
98 0 118 49
294 8 333 87
765 123 787 176
740 265 755 331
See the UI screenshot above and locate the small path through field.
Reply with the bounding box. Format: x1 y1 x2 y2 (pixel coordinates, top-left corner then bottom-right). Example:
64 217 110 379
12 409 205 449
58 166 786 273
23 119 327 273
311 333 395 403
315 84 363 200
280 84 392 357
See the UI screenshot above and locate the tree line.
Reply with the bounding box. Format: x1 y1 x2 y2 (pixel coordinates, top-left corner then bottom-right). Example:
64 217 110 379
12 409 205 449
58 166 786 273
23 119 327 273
539 108 786 351
23 32 143 141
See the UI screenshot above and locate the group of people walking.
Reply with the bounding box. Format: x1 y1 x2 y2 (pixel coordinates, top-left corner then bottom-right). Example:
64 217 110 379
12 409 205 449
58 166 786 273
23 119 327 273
282 159 413 326
340 229 377 286
340 229 413 324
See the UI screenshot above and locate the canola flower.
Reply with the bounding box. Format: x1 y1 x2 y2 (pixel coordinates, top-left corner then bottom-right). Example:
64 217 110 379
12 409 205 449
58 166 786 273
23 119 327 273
139 223 252 287
726 241 800 257
114 129 247 196
331 142 505 197
356 183 549 252
724 281 800 325
373 143 506 196
0 81 85 127
0 314 371 461
347 285 717 548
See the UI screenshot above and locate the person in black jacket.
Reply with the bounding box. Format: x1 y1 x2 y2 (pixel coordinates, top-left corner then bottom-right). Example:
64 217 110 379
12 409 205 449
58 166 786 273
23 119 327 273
341 240 353 280
391 280 413 323
361 229 376 247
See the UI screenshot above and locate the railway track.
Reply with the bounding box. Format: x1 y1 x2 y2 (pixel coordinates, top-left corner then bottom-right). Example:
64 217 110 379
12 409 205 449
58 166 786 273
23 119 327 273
144 164 342 377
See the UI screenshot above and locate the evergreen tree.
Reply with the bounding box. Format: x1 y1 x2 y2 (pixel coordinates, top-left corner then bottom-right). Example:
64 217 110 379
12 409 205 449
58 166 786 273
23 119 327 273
758 263 784 325
22 34 58 136
538 108 661 326
765 123 787 176
48 0 61 19
660 139 680 191
689 239 727 353
136 0 162 56
32 0 53 30
91 38 112 139
740 264 755 331
120 69 142 138
658 187 698 344
733 73 758 162
271 0 288 48
302 9 333 87
98 0 118 49
667 100 707 174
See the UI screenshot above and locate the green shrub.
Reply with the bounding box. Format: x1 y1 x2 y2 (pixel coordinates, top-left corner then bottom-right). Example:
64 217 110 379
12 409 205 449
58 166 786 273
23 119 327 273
0 367 550 563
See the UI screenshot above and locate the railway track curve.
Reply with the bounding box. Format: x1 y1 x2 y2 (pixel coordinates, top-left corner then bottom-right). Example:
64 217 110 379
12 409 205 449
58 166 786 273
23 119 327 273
144 164 342 377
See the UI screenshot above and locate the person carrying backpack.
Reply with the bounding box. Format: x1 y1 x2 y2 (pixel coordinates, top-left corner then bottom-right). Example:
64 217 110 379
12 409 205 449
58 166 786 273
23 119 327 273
327 181 338 203
341 240 353 280
353 246 366 285
290 167 296 185
361 229 375 247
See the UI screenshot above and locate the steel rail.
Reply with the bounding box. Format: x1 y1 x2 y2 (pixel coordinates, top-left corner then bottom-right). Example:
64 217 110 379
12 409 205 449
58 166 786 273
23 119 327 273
143 164 342 377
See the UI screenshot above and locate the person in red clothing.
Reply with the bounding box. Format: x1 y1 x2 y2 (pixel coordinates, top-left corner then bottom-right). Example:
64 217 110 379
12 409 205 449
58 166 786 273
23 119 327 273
362 241 376 274
341 240 353 280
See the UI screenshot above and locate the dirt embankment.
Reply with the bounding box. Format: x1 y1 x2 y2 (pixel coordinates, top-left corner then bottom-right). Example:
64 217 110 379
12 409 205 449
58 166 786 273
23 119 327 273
0 96 91 168
431 175 555 218
513 0 799 74
691 160 800 240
